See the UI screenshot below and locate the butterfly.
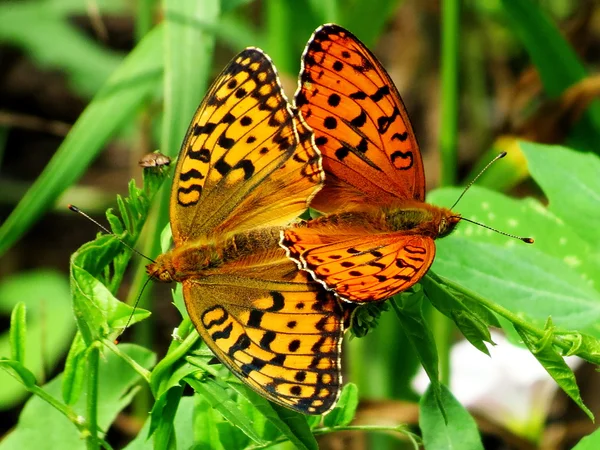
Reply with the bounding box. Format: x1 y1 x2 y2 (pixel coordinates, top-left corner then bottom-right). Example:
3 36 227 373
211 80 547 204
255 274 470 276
280 24 461 303
146 48 345 414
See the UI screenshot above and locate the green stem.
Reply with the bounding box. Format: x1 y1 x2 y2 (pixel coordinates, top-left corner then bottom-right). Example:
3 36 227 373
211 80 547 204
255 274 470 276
434 0 461 387
429 308 451 385
439 0 461 186
86 343 100 450
150 321 199 395
103 339 152 382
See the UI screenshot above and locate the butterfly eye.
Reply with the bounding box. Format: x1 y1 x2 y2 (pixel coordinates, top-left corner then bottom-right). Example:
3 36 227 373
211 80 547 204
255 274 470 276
159 271 173 283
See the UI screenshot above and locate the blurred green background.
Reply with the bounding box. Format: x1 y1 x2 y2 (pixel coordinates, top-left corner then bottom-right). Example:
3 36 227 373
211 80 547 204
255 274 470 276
1 0 599 448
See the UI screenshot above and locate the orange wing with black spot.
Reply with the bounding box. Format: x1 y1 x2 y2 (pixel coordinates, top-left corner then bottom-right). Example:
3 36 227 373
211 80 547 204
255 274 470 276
295 24 425 212
183 254 343 414
281 226 435 303
171 48 322 243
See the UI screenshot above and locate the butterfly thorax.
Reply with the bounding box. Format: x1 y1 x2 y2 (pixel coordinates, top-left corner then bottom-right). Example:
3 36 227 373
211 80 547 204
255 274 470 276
146 227 284 283
383 202 460 239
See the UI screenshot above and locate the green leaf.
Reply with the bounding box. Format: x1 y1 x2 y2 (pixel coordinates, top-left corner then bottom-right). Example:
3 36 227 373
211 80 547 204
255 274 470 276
429 186 600 337
151 385 183 450
61 333 87 405
162 0 219 159
420 384 484 450
323 383 358 427
0 2 122 97
191 393 228 450
0 24 164 258
185 377 267 445
516 323 594 420
573 427 600 450
450 310 494 357
1 344 155 449
232 383 318 450
0 359 38 388
499 0 600 152
521 142 600 249
0 271 74 409
9 302 26 364
391 288 444 419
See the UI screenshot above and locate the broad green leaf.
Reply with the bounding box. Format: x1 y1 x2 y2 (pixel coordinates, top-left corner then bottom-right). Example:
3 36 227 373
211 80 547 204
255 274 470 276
323 383 359 427
521 142 600 250
516 324 593 420
1 344 155 449
0 24 164 258
420 384 484 450
429 186 600 337
0 271 74 409
391 289 444 418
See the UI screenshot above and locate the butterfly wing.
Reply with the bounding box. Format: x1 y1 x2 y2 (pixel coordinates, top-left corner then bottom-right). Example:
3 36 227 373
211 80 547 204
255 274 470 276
171 48 322 243
282 226 435 302
296 24 425 212
183 252 343 414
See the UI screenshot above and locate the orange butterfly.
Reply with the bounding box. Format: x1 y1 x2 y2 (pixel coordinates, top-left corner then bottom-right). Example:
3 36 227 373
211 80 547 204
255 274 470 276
146 49 345 414
280 24 462 303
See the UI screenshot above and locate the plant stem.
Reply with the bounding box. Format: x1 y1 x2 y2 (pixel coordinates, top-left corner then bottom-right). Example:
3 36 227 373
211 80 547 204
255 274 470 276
86 343 100 450
439 0 460 186
150 321 199 395
433 0 462 388
103 339 152 382
429 307 451 385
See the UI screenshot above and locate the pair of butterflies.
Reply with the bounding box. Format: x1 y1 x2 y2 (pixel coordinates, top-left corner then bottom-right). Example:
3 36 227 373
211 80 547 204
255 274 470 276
146 24 460 415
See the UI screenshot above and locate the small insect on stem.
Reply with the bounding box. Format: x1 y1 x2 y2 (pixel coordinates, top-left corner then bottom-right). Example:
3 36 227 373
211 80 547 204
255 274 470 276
449 152 534 244
68 204 156 342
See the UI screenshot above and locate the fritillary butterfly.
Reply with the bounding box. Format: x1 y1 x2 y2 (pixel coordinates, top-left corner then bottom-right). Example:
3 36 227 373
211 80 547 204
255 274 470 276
280 24 462 303
146 49 345 414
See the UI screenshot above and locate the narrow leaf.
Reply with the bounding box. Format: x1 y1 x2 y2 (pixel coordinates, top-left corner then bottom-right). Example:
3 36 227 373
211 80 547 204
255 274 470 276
516 325 594 420
9 302 27 364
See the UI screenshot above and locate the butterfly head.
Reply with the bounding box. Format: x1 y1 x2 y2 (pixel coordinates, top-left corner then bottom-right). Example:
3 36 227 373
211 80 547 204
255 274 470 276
438 210 461 238
146 256 175 283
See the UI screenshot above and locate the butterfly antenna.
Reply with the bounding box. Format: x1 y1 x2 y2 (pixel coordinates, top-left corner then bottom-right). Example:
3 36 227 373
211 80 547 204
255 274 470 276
455 216 534 244
68 204 156 263
114 275 154 344
450 152 507 210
